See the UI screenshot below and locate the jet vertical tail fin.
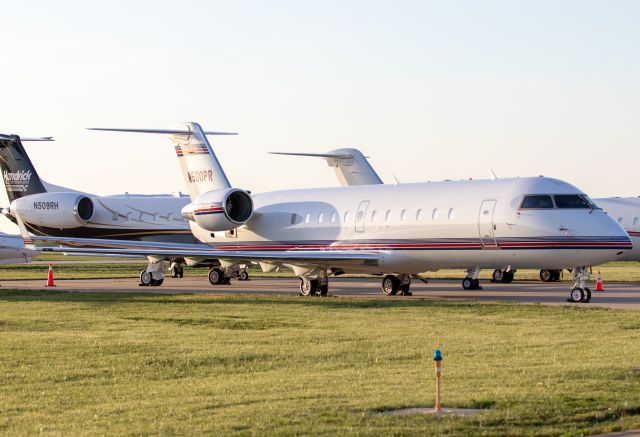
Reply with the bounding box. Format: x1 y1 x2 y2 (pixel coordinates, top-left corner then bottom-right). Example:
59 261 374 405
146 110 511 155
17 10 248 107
0 134 49 201
270 148 383 186
88 123 238 200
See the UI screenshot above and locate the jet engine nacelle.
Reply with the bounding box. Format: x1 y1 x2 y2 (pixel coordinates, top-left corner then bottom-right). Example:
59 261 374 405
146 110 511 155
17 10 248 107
181 188 253 232
10 192 95 229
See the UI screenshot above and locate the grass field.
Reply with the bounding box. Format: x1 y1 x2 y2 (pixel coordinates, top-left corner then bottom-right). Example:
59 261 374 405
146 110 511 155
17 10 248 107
0 291 639 436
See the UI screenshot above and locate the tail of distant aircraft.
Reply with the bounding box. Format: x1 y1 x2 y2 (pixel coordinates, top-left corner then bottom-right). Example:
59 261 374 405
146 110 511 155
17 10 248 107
0 134 48 202
270 148 384 186
88 123 237 200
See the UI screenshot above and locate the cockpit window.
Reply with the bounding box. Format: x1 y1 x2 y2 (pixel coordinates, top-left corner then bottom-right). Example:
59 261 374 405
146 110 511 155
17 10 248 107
554 195 596 209
520 195 554 209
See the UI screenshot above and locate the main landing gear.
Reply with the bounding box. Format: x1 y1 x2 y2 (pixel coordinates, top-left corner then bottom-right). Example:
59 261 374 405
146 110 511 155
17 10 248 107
568 267 591 303
299 270 328 297
462 267 482 290
139 260 168 286
540 269 562 282
208 267 232 285
381 274 412 296
491 269 514 283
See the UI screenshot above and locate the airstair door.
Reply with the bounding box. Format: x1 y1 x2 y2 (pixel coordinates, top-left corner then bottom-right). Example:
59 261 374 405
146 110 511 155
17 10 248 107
478 200 498 248
355 201 370 233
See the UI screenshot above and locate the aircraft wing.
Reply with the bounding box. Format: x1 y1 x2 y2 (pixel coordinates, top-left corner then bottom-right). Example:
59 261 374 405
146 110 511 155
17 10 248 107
28 235 379 265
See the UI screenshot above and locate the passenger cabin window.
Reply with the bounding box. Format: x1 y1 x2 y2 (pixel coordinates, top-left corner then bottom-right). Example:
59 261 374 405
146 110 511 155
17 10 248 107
318 212 324 224
291 213 298 225
432 208 439 220
634 217 639 226
344 211 350 223
520 195 553 209
618 217 624 224
357 210 364 221
330 212 337 223
554 195 594 209
448 208 455 220
304 213 311 224
401 209 407 221
385 210 391 222
371 210 377 222
416 209 423 220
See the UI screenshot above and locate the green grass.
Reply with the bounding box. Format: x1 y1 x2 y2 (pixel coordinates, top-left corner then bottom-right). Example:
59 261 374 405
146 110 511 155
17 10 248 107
0 292 639 436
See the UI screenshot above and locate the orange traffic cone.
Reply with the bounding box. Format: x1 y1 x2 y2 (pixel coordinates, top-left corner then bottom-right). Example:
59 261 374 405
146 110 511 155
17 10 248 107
45 263 56 287
595 271 605 292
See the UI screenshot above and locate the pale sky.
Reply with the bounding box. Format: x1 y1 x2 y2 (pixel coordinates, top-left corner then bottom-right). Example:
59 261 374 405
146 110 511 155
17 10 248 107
0 0 638 233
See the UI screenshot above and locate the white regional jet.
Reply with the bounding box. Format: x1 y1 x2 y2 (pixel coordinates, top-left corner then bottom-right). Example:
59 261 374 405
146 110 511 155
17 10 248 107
22 123 632 303
277 148 640 286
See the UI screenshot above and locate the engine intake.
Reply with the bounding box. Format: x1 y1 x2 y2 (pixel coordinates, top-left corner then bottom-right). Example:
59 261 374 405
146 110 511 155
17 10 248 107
182 188 253 232
10 192 95 229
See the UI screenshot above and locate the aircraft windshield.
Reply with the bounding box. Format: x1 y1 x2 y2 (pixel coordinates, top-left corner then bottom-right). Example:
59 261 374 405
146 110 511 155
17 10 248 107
520 195 554 209
520 194 600 210
554 195 597 209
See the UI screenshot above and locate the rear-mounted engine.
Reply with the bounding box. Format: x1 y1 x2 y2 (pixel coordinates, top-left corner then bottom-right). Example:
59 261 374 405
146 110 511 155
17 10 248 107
181 188 253 232
10 192 95 229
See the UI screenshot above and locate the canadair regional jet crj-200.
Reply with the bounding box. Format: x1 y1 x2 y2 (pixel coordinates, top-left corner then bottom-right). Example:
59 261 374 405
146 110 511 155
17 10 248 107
21 122 632 303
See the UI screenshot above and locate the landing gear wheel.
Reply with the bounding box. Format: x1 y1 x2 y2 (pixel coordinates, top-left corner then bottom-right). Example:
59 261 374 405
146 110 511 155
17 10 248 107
462 277 476 290
299 278 318 296
474 278 482 290
503 271 514 283
582 287 591 303
400 284 412 296
208 268 225 285
318 284 328 297
171 265 184 278
139 270 152 286
150 278 164 286
569 287 585 303
551 270 561 282
223 276 231 284
239 271 249 281
382 275 400 295
492 269 504 283
540 270 553 282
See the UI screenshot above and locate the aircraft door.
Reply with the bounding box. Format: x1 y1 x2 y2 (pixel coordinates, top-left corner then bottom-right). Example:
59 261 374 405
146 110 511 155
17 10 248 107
478 199 498 248
355 201 370 233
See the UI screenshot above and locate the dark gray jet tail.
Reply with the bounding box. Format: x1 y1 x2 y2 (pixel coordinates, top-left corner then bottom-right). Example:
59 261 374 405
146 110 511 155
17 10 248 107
0 134 49 202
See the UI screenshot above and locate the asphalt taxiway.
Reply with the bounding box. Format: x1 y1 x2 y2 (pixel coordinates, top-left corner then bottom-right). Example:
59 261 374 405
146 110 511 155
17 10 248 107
4 276 640 309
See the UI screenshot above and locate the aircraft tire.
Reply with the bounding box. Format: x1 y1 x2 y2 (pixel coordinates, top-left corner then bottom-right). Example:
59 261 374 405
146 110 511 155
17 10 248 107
551 270 561 282
582 287 591 303
540 270 553 282
503 271 514 283
492 269 504 283
208 268 225 285
239 271 249 281
318 284 328 297
139 270 152 286
382 275 400 295
299 277 318 296
150 278 164 286
569 287 584 303
462 277 475 290
223 276 231 284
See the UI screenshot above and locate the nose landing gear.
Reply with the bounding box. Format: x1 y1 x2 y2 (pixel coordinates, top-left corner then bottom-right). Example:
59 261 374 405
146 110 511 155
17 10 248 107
568 267 591 303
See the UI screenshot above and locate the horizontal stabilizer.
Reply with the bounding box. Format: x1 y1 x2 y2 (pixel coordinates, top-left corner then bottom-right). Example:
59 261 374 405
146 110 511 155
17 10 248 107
87 128 237 136
270 151 355 159
0 135 54 141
